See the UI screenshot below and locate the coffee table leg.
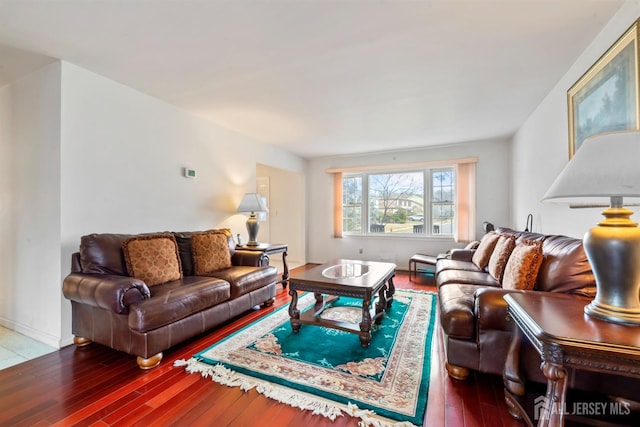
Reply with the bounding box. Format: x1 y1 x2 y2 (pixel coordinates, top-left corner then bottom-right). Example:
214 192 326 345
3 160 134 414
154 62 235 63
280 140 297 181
386 275 396 308
359 297 372 347
312 292 326 316
375 286 387 324
288 288 301 333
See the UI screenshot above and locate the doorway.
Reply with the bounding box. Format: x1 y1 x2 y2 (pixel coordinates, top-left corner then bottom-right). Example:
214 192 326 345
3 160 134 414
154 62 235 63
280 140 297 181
256 164 306 271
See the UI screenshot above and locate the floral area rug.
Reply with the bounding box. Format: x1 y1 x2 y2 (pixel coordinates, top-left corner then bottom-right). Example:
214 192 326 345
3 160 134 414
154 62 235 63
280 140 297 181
175 289 437 427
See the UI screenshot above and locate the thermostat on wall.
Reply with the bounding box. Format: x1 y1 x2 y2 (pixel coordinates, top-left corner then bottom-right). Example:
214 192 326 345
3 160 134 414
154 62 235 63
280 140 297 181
183 168 196 178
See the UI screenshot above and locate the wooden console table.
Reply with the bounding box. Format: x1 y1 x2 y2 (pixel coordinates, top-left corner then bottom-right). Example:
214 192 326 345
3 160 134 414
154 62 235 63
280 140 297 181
236 243 289 288
504 292 640 427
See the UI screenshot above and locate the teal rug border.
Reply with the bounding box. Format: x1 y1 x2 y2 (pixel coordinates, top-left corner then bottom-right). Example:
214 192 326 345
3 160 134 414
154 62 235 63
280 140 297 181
193 289 437 425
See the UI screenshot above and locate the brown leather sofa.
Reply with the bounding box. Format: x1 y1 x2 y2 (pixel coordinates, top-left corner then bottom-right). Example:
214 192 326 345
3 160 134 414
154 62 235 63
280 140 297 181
436 227 640 417
436 227 597 380
63 230 278 369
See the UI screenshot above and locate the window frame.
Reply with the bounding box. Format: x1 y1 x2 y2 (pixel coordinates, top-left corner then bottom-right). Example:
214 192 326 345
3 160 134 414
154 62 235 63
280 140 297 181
341 166 456 238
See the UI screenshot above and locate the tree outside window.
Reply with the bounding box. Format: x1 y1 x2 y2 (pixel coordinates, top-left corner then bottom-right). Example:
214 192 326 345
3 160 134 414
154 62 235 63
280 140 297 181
342 167 455 236
368 172 423 233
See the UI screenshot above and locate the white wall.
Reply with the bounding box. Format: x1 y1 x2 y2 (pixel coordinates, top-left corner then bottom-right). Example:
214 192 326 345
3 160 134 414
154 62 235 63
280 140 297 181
306 139 511 269
0 84 18 335
512 2 640 237
1 61 306 347
58 62 306 344
0 75 15 339
0 62 62 347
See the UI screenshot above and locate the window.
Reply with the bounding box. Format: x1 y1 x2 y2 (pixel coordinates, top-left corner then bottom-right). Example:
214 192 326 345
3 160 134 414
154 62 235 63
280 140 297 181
431 169 454 235
331 158 476 242
342 175 363 233
342 167 454 236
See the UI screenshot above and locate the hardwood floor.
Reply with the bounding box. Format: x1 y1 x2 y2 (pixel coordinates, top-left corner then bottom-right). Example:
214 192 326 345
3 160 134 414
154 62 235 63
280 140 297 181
0 267 523 427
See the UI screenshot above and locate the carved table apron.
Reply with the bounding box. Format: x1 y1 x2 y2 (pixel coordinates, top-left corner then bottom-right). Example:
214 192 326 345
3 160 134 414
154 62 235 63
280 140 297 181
504 292 640 427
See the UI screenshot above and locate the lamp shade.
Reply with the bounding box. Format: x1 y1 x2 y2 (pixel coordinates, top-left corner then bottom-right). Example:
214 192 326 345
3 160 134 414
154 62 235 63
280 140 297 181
542 131 640 205
542 131 640 325
237 193 269 213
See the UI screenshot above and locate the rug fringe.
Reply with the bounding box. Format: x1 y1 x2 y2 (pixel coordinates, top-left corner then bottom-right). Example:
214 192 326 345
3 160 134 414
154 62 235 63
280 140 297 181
174 359 419 427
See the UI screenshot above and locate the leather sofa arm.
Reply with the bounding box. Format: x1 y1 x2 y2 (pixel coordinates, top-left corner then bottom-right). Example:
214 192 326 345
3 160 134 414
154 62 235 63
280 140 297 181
474 287 526 332
232 250 268 267
63 273 150 314
450 249 474 261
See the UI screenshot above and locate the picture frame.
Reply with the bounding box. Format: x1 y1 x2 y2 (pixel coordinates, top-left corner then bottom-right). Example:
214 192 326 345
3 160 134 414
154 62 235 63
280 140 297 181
567 19 640 158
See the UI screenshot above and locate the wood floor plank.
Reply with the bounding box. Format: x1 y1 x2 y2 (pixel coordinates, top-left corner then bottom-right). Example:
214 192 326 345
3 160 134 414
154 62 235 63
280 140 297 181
445 403 465 426
50 368 170 426
134 377 214 426
424 326 446 426
97 370 186 424
144 373 202 409
187 386 248 427
109 404 155 427
0 268 521 427
155 382 225 426
1 399 60 427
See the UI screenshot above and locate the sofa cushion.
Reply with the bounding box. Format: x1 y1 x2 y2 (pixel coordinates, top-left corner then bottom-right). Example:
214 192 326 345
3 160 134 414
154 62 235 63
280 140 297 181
436 269 501 288
128 276 230 332
471 232 500 269
122 234 183 286
502 240 544 290
174 233 195 276
488 235 516 281
209 265 278 299
80 233 133 275
537 235 596 296
439 283 485 339
436 258 483 275
192 230 233 274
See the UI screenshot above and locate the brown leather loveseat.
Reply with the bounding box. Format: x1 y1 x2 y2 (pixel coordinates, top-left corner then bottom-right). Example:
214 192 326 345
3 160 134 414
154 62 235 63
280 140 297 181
63 229 278 369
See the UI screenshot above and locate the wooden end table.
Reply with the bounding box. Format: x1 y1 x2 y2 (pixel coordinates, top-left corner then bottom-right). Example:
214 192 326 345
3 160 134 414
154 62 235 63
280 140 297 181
504 292 640 427
287 259 396 348
236 243 289 288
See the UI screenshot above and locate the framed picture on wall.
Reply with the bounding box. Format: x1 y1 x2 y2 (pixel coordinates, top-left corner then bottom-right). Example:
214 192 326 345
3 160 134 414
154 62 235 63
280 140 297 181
567 19 640 158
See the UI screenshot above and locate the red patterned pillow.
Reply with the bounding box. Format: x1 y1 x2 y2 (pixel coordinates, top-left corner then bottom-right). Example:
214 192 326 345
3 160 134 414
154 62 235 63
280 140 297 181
122 234 182 286
192 229 232 275
488 235 516 281
471 232 500 269
502 240 544 290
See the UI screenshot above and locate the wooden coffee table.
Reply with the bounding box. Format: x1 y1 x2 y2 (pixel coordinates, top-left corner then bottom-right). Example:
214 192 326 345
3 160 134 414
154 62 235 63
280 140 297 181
288 259 396 347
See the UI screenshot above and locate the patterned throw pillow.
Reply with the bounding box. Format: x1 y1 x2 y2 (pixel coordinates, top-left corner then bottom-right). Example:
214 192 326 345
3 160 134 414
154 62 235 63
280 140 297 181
488 235 516 281
471 232 500 269
502 240 544 290
122 234 182 286
192 229 233 275
464 240 481 250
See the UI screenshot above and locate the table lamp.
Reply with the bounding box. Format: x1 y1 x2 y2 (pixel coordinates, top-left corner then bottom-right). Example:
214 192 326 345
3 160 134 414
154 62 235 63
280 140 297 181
543 131 640 325
237 193 269 246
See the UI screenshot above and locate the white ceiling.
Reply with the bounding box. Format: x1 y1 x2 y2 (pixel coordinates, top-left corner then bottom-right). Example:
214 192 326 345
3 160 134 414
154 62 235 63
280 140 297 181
0 1 624 158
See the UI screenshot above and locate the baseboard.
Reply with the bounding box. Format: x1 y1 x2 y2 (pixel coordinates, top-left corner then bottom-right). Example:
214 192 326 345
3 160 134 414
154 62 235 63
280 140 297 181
59 335 75 347
0 317 61 349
